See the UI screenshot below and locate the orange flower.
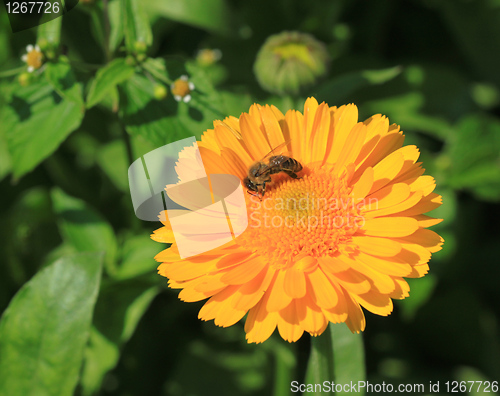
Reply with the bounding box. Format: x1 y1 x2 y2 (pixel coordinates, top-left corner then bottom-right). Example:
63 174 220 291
152 98 444 343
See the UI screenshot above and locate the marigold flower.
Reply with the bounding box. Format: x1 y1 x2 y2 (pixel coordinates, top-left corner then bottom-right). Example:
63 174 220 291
171 75 195 103
21 44 43 73
152 98 444 343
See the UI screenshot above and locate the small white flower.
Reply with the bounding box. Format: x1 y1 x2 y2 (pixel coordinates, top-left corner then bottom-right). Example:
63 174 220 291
171 75 195 103
23 44 44 73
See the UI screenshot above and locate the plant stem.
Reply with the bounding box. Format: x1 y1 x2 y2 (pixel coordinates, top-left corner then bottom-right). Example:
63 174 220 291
304 324 335 395
120 122 135 166
102 0 112 61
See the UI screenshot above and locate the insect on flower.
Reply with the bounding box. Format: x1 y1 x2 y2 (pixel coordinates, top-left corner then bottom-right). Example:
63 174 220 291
243 141 303 200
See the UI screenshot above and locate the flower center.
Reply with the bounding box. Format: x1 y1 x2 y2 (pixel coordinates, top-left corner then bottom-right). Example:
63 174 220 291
27 50 43 69
171 79 192 98
236 165 362 269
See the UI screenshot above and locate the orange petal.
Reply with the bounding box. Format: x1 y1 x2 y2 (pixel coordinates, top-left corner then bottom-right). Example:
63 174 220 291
370 152 405 193
306 268 339 309
220 147 248 180
214 120 252 165
342 289 366 333
240 112 271 161
366 183 411 210
198 285 239 321
352 236 402 257
283 266 307 299
318 256 350 273
266 270 292 312
333 122 367 174
151 227 175 243
352 289 393 316
198 147 227 175
327 269 371 295
337 255 396 294
277 300 305 342
220 255 268 284
394 193 442 217
357 252 412 277
232 266 276 311
300 294 328 335
245 293 278 343
360 217 419 237
366 191 424 218
390 277 410 299
309 102 331 165
325 104 359 164
285 110 305 161
351 167 374 200
395 228 444 253
354 132 404 178
258 105 286 150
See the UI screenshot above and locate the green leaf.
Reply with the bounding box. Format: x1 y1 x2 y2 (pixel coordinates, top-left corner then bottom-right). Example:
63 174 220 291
109 0 125 53
81 283 158 396
37 15 62 47
0 125 11 182
2 81 84 179
122 0 153 52
115 234 163 280
398 275 438 321
0 253 103 396
51 188 118 275
144 0 232 35
444 114 500 200
315 66 402 105
45 59 84 105
270 341 296 396
87 58 135 108
97 140 129 192
119 72 192 146
305 324 365 395
363 92 454 140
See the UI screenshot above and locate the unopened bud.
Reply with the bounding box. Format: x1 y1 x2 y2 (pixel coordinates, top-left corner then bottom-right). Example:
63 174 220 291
154 84 168 100
254 31 330 95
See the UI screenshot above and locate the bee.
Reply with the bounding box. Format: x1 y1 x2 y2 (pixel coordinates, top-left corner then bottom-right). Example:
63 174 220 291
243 142 303 199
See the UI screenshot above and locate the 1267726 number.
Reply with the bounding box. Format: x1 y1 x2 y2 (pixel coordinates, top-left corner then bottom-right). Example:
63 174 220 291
445 380 498 393
5 2 61 14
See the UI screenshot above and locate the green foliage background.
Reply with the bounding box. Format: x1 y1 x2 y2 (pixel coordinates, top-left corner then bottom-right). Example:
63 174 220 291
0 0 500 395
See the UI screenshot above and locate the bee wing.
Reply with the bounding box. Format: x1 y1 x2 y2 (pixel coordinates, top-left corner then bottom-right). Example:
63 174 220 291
259 140 291 162
254 140 292 177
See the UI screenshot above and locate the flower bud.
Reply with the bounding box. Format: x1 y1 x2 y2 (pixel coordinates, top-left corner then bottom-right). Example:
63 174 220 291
125 55 137 66
134 41 148 55
154 84 168 100
18 72 32 86
254 31 330 95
